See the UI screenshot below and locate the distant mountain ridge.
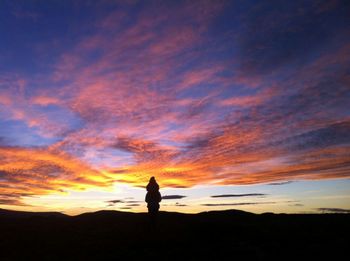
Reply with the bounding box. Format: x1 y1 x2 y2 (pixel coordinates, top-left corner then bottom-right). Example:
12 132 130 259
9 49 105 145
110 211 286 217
0 208 253 219
0 208 68 218
0 207 349 260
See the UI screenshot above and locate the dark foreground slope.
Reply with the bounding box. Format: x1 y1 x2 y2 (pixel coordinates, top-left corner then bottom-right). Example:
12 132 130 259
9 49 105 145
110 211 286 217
0 209 349 260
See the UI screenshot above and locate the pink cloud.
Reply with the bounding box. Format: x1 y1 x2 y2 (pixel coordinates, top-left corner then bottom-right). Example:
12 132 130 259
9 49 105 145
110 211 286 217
2 0 349 205
31 96 62 106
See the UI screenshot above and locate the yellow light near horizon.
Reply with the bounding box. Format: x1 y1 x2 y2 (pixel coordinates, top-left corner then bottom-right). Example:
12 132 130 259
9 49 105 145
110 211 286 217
162 166 189 172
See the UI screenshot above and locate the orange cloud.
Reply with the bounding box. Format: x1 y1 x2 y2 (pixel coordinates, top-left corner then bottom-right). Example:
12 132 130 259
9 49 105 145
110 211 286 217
1 0 350 208
0 146 114 205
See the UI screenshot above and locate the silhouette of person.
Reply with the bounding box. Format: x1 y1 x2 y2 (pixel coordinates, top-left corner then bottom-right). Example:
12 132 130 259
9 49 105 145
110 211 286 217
145 176 161 227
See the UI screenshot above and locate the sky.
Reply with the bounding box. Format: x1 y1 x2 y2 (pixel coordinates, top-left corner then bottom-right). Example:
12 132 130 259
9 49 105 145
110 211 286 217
0 0 350 215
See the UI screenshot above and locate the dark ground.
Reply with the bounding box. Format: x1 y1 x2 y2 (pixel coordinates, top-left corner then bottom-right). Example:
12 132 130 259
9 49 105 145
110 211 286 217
0 208 349 260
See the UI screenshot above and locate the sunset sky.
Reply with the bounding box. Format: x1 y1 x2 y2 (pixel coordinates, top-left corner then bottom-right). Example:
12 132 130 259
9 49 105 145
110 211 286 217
0 0 349 215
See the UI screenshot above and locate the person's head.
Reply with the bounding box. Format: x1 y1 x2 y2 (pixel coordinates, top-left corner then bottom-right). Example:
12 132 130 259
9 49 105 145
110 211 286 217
149 176 156 183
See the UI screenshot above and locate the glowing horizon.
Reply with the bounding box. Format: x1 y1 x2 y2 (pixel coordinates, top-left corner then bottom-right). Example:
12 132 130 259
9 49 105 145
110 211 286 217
0 0 350 214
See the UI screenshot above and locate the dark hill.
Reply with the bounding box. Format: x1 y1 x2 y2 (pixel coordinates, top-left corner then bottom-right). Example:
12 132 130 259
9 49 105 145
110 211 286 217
0 208 349 260
0 208 67 219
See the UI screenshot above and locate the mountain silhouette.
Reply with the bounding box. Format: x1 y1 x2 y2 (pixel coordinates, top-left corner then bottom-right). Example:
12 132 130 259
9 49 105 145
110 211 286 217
0 208 349 260
0 208 67 218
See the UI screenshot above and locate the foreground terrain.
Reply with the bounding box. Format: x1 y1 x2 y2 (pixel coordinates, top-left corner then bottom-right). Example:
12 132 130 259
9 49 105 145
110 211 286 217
0 208 349 260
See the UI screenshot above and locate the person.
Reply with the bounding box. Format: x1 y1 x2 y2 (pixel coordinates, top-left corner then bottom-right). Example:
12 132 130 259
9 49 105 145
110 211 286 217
145 177 161 226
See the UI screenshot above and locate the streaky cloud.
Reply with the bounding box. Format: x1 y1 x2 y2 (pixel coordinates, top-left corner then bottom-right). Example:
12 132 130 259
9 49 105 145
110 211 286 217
0 0 349 208
211 193 267 198
268 181 294 186
317 208 350 214
162 195 187 200
201 202 276 206
105 199 141 205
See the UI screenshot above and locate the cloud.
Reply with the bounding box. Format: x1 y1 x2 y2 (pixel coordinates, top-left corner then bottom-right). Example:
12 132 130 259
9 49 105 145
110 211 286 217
0 79 75 138
290 203 304 207
126 203 140 207
201 202 276 207
175 202 187 207
0 191 31 206
113 137 158 154
31 96 62 107
317 208 350 214
0 198 28 206
211 193 267 198
105 199 141 206
0 186 32 206
1 0 350 207
41 2 350 189
106 200 124 204
276 121 350 152
268 181 294 186
236 0 349 76
112 136 177 164
162 195 187 200
0 145 113 206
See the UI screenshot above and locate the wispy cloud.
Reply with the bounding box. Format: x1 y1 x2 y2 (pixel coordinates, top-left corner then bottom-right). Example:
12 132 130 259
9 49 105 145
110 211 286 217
0 145 113 205
201 202 276 207
105 199 141 206
290 204 304 207
0 0 350 207
162 195 187 200
268 181 294 186
317 208 350 214
211 194 267 198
